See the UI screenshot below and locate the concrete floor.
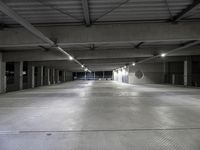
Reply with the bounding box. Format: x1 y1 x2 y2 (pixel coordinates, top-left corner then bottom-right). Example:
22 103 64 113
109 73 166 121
0 81 200 149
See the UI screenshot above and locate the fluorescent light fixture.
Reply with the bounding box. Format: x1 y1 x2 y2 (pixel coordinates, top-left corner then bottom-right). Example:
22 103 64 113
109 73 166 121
84 68 88 72
81 65 84 68
132 62 136 66
69 56 74 60
161 53 166 57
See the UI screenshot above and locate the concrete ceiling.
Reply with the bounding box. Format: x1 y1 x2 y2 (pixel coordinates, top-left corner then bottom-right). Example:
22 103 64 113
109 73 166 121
0 0 200 72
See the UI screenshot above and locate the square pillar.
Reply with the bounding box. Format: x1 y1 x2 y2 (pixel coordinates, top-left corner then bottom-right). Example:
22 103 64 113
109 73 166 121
28 63 35 88
55 69 60 83
0 53 6 93
61 71 65 82
65 71 67 81
184 56 192 86
44 67 50 85
163 62 169 83
50 68 55 84
37 66 43 86
14 61 23 90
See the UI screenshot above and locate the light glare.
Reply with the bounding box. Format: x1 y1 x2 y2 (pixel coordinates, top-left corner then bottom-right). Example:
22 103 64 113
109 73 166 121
161 53 166 57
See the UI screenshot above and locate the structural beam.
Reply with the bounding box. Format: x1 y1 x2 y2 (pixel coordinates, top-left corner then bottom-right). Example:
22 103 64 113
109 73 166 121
0 1 54 45
127 41 200 66
0 1 88 71
135 42 144 49
3 46 200 62
81 0 91 26
173 0 200 22
0 23 200 46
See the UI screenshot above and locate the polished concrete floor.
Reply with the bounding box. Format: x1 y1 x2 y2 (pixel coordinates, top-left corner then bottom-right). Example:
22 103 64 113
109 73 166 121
0 81 200 149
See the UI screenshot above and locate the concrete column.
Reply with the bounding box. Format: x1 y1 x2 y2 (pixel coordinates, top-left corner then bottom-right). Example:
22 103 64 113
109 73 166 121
184 56 192 86
64 71 68 82
50 68 55 84
0 53 6 93
55 69 60 83
37 66 43 86
28 63 35 88
14 61 23 90
61 70 65 82
44 67 50 85
172 74 176 85
163 62 169 83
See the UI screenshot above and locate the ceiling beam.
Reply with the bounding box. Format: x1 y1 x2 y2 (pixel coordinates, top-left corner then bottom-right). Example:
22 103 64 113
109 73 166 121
0 1 89 71
173 0 200 22
136 40 200 65
135 42 144 49
0 1 54 45
1 23 200 46
81 0 91 26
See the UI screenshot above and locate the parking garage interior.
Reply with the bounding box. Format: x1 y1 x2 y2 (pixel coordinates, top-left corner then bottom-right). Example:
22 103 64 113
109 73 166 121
0 0 200 149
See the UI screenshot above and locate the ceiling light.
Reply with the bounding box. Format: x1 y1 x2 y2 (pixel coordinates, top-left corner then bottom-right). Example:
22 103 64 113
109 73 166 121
132 62 136 66
84 68 88 72
81 65 84 68
69 56 74 60
161 53 166 57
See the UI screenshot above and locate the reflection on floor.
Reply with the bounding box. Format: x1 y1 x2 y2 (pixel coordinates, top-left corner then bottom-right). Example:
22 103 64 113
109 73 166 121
0 81 200 149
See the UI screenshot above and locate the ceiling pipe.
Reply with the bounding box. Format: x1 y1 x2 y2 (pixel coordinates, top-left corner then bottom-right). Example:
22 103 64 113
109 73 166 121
0 1 90 72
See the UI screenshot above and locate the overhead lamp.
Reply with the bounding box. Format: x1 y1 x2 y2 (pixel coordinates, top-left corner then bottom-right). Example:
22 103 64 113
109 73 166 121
81 65 84 68
69 56 74 60
161 53 166 57
132 62 136 66
84 68 88 72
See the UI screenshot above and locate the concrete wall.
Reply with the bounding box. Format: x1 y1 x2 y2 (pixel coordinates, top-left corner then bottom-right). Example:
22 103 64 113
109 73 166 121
128 63 164 84
113 60 193 86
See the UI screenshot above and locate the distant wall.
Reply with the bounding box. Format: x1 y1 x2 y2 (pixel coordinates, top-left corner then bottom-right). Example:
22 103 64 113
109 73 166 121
113 61 189 85
128 63 164 84
73 71 112 80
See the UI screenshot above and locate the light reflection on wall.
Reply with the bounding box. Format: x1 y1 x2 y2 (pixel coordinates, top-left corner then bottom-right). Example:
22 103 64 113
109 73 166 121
113 68 129 83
